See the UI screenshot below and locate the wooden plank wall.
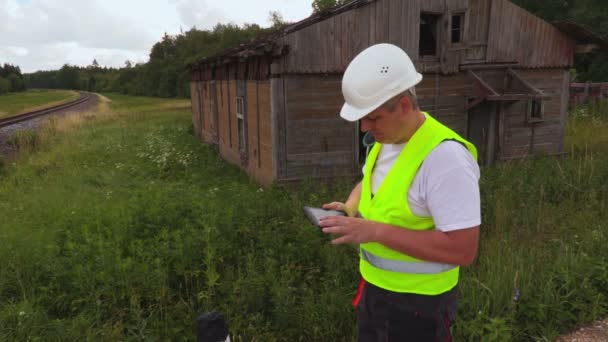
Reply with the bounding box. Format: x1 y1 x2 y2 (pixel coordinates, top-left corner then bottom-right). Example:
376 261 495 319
499 69 567 159
275 0 575 75
217 79 241 166
201 81 213 143
282 75 359 180
245 81 274 185
486 0 575 68
197 77 274 184
465 0 491 62
417 73 468 136
279 0 423 74
444 0 471 73
190 82 201 138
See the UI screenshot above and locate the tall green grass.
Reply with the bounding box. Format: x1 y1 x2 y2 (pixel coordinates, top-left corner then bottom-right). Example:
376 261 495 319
0 94 606 341
0 89 79 118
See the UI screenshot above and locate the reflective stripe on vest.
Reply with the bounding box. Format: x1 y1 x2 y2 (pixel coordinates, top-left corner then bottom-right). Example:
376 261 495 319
360 248 456 274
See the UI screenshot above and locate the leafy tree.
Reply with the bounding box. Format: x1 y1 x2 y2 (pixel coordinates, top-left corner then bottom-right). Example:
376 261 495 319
312 0 347 13
7 73 25 92
0 77 9 95
56 65 80 90
268 11 288 29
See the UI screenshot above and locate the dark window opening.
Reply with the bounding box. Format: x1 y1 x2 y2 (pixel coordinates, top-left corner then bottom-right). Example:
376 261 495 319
451 13 464 44
528 99 544 122
420 13 440 56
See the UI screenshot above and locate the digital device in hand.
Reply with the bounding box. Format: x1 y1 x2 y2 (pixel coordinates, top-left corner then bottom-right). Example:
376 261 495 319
303 206 345 227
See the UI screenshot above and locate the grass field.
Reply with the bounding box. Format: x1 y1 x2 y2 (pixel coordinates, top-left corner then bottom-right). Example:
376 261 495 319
0 94 606 341
0 89 79 119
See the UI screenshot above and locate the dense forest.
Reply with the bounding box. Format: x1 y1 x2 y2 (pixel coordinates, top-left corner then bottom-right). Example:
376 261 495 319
24 21 281 98
0 64 26 95
14 0 608 99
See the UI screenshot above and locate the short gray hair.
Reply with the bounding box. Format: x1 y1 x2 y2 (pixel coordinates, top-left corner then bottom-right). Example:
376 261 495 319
381 88 419 111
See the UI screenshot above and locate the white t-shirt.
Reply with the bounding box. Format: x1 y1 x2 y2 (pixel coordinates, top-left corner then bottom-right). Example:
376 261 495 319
364 141 481 232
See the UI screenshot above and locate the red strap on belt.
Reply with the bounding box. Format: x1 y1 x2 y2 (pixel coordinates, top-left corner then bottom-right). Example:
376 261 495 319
352 278 365 307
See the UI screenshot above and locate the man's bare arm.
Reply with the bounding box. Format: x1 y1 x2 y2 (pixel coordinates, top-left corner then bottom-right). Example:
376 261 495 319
320 216 479 266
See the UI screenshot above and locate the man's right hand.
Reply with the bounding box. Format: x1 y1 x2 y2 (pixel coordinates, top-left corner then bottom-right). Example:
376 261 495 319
322 202 357 218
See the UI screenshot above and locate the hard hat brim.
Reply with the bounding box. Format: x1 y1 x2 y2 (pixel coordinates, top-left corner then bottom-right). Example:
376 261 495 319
339 72 423 122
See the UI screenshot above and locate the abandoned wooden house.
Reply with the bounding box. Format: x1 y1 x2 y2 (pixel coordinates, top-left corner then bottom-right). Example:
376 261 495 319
188 0 607 185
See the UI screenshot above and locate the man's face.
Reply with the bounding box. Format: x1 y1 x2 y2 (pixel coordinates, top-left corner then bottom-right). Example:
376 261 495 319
359 98 407 144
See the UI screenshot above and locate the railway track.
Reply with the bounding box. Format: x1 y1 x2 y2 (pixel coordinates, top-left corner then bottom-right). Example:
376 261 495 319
0 92 93 128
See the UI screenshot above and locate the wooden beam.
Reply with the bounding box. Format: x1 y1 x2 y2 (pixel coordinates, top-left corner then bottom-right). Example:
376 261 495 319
460 62 519 70
575 44 600 54
487 94 549 101
465 97 485 111
507 69 549 98
468 70 499 98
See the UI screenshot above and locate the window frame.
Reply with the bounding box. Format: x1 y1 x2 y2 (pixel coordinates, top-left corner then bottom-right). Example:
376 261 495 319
527 99 545 123
450 12 466 45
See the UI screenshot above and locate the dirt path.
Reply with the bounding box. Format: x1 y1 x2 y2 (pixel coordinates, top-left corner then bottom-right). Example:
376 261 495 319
555 318 608 342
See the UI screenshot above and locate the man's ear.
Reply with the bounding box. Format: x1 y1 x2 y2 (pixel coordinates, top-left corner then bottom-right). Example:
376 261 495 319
398 95 413 114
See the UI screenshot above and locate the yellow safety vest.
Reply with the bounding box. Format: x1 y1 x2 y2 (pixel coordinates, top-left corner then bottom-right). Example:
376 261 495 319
359 113 477 294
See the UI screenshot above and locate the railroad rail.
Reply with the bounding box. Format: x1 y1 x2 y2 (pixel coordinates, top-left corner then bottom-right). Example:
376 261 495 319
0 92 93 128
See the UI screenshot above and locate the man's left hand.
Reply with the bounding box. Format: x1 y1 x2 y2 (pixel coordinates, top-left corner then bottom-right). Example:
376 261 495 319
319 216 378 245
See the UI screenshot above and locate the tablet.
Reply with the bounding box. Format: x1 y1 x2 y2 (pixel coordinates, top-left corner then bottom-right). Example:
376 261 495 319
303 206 345 227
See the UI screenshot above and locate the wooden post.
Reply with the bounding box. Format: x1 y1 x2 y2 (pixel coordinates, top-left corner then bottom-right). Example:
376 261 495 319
271 76 287 180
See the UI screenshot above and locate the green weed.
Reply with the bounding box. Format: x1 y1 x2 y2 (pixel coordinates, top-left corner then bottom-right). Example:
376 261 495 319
7 129 40 152
0 93 605 340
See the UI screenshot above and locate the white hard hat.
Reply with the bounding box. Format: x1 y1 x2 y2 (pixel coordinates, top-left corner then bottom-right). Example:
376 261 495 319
340 43 422 122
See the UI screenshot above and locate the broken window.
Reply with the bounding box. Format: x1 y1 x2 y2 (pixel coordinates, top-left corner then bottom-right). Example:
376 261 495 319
451 13 465 44
420 13 441 56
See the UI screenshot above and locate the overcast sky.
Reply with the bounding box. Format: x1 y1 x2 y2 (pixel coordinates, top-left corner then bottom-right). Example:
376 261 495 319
0 0 312 73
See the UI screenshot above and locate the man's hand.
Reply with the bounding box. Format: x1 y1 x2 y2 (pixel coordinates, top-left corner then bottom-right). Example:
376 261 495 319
319 215 378 245
322 202 357 217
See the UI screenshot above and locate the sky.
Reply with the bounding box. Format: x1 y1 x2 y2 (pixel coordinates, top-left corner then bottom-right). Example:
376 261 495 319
0 0 313 73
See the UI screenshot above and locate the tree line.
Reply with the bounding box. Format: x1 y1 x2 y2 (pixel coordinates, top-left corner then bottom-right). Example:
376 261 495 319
0 64 26 95
24 21 282 98
13 0 608 99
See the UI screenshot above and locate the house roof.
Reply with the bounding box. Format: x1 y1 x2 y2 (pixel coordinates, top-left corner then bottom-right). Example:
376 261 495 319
552 20 608 50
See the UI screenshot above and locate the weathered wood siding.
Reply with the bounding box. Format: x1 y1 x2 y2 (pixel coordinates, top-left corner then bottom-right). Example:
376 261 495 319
500 69 568 159
216 79 239 167
278 0 424 74
245 81 274 185
465 0 492 62
486 0 575 68
190 82 201 138
274 0 575 75
274 75 359 181
201 81 214 143
417 73 469 136
194 77 274 184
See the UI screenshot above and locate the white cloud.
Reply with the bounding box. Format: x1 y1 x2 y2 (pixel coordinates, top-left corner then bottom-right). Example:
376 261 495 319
0 0 312 73
171 0 230 30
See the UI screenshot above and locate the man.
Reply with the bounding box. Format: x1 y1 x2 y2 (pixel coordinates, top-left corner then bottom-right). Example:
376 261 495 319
320 43 481 342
